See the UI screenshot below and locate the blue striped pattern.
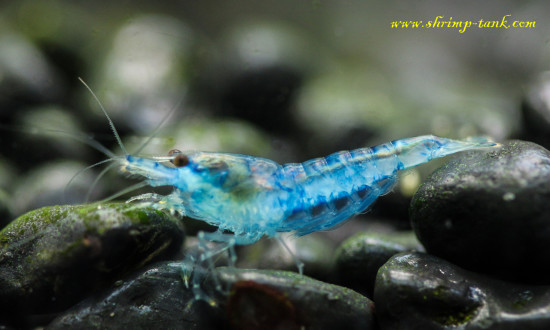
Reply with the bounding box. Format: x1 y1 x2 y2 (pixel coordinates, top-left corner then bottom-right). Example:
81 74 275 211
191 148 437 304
125 135 497 241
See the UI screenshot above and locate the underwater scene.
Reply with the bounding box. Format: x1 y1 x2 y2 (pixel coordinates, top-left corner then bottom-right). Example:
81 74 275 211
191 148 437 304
1 1 550 329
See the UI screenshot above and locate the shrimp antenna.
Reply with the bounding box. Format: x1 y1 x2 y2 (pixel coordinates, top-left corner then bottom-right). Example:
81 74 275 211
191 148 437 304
86 161 121 202
0 124 116 159
78 77 128 155
133 89 187 156
97 181 151 204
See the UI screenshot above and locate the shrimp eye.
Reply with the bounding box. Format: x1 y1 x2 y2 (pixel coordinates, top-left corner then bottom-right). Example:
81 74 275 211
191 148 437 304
172 154 189 167
169 150 189 167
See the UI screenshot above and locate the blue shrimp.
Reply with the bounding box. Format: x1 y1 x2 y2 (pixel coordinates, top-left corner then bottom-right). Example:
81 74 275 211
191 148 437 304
121 135 497 304
125 135 497 239
82 79 498 304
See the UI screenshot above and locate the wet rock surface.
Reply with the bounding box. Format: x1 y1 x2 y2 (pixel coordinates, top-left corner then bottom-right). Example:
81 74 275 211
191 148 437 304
1 2 548 328
0 203 184 321
49 262 375 330
411 140 550 283
47 262 225 330
335 230 423 297
375 252 550 330
215 267 375 329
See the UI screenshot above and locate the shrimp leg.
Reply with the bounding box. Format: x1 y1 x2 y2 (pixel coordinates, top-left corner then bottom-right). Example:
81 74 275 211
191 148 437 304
182 230 262 305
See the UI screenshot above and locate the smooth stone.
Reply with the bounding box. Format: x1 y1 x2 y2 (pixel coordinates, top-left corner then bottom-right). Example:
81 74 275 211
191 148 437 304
48 262 375 329
411 140 550 283
47 261 224 330
0 203 184 317
335 230 423 297
375 252 550 330
212 267 375 329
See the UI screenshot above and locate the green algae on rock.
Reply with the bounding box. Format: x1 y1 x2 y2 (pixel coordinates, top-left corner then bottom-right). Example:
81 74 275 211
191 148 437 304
0 203 184 316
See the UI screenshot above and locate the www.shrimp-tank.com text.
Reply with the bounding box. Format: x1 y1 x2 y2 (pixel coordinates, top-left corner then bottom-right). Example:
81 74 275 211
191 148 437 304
391 15 535 33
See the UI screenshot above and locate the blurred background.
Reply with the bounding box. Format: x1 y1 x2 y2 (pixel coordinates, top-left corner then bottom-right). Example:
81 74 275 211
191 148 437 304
0 0 549 227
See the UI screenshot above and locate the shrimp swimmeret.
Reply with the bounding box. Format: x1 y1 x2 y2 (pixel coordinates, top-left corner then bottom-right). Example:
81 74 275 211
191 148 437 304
81 80 498 304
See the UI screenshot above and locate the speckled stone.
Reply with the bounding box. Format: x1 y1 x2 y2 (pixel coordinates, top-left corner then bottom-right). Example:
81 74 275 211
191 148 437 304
47 262 224 330
0 203 184 319
410 140 550 283
214 267 375 329
375 252 550 330
49 262 375 329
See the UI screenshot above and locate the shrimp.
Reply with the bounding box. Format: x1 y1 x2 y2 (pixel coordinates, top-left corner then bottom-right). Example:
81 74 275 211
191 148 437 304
125 136 499 238
123 136 498 304
81 79 498 305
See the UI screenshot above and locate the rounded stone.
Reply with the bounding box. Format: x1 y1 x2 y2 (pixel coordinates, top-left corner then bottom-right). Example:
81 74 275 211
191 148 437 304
47 262 224 330
375 252 550 330
335 231 423 297
410 140 550 283
214 267 375 329
48 263 375 329
0 203 184 316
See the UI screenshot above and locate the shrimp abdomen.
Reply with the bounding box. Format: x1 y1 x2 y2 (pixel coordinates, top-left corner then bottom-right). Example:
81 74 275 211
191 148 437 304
278 135 497 235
